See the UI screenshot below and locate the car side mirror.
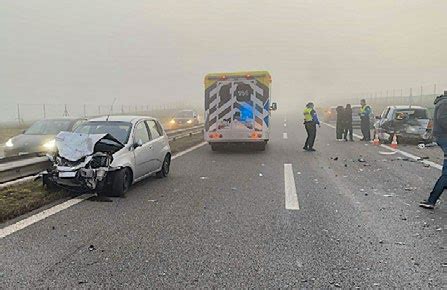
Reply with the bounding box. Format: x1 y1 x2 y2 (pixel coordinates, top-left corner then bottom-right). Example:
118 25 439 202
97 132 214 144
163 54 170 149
133 139 143 149
270 102 278 111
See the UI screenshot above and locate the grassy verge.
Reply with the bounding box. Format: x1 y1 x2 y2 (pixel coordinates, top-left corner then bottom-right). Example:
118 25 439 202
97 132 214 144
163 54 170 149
0 181 69 223
0 133 204 224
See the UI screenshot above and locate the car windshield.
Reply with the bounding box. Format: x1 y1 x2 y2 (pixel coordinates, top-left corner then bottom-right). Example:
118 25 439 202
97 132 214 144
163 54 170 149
74 121 132 144
25 120 73 135
174 111 194 118
395 109 428 119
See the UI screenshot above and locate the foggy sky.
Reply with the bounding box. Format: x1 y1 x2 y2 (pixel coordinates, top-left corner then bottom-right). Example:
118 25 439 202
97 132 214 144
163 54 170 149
1 0 446 110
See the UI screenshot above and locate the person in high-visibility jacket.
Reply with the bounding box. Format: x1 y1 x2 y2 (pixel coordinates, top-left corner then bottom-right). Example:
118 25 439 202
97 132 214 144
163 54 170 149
303 102 320 151
359 99 372 141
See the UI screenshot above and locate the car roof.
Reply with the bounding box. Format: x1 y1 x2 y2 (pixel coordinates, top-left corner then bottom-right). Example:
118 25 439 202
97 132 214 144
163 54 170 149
389 105 427 110
88 115 157 124
39 117 83 121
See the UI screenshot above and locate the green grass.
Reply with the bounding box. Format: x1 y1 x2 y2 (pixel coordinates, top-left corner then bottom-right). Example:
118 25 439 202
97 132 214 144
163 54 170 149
0 181 69 223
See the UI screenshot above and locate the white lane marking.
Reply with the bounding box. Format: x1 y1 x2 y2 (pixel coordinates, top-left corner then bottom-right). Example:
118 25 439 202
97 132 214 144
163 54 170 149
380 144 443 170
283 133 288 139
0 194 94 239
172 142 207 159
0 141 208 239
284 123 287 128
322 122 442 171
284 164 300 210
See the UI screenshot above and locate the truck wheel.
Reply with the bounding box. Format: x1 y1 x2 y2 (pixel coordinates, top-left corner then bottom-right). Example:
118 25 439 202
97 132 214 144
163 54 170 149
156 154 171 178
108 168 132 197
256 142 266 151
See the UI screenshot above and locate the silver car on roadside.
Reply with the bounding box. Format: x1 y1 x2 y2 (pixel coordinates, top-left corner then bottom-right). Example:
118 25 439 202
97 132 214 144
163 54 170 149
43 116 171 197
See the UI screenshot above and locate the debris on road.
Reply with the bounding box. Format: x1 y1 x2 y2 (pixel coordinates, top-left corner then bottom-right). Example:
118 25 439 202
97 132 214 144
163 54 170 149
358 158 366 163
148 199 158 203
379 151 397 155
200 176 209 180
88 245 96 251
297 172 302 175
259 173 263 177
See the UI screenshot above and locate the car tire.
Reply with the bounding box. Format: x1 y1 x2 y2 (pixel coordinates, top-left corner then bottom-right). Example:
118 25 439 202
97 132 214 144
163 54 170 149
156 154 171 178
107 168 132 197
43 174 58 192
211 144 218 151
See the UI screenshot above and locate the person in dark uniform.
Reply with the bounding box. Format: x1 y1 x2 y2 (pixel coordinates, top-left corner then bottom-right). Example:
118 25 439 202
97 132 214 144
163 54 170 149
359 99 372 141
343 104 354 141
420 91 447 209
303 102 320 152
336 106 344 141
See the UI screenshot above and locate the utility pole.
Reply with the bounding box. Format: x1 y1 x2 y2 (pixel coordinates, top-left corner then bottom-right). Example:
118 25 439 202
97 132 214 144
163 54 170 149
17 104 22 126
63 104 69 117
43 104 46 119
434 84 437 95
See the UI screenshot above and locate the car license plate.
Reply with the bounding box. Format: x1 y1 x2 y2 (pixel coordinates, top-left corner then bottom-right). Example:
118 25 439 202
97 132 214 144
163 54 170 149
59 171 76 178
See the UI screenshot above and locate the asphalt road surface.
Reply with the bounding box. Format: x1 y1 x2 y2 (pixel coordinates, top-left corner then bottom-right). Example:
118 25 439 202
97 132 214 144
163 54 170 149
1 115 446 288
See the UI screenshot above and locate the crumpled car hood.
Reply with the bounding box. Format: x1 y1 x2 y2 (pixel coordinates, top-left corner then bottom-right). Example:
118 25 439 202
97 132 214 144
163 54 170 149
55 132 124 161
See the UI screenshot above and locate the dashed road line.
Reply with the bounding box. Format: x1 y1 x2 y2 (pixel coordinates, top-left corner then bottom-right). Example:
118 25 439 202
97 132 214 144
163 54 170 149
0 141 208 239
284 164 300 210
322 122 442 171
283 133 288 139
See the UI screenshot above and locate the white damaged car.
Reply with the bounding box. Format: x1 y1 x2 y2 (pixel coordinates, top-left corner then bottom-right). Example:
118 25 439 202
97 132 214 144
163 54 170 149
43 116 171 197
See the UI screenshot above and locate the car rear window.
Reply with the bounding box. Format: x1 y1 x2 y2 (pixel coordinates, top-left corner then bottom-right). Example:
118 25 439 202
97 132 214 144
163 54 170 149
395 109 428 119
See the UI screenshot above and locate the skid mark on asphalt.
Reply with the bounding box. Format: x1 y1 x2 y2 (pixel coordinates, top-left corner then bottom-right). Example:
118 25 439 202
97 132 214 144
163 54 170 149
0 141 208 239
284 164 300 210
322 122 442 171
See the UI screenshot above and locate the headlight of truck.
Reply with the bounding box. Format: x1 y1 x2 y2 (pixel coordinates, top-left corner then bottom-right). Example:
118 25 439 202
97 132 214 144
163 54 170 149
43 139 56 150
5 138 14 148
170 119 176 124
187 119 193 124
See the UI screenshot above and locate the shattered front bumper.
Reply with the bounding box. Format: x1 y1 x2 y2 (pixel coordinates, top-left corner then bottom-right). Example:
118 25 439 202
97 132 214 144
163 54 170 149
44 166 113 191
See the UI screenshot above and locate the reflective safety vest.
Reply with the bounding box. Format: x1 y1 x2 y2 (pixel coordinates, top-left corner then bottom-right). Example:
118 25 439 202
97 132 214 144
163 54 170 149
303 108 313 122
360 105 370 117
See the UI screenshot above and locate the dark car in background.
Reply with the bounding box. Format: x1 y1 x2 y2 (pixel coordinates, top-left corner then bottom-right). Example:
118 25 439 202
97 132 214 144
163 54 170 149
374 105 432 143
323 106 337 122
168 110 200 129
4 118 86 157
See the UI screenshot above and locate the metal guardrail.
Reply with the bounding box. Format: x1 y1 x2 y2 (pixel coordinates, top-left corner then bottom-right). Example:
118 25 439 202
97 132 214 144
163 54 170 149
0 125 204 185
